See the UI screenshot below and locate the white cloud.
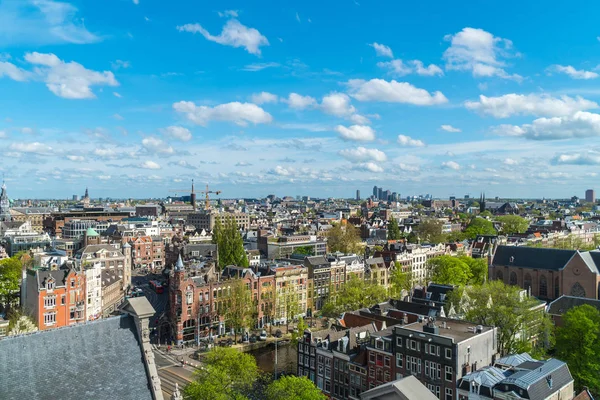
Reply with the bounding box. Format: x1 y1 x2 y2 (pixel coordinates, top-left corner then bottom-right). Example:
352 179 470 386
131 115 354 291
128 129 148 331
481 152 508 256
321 92 356 117
268 165 292 176
0 61 31 81
503 158 518 165
465 94 598 118
111 60 130 70
547 64 599 80
369 42 393 58
397 163 419 172
349 114 370 124
177 19 269 55
397 134 425 147
67 155 84 162
441 124 461 132
339 146 387 162
347 79 448 105
441 161 460 170
21 127 34 134
493 111 600 140
113 92 122 98
132 0 139 4
0 130 6 139
356 162 384 173
142 136 174 155
0 0 100 45
113 113 124 120
377 59 443 77
251 91 279 104
24 52 118 99
240 62 280 71
9 142 52 154
99 175 111 180
443 27 521 80
162 126 192 141
335 125 376 141
173 101 273 126
140 160 161 169
217 10 238 18
552 150 600 165
284 93 317 110
295 12 301 22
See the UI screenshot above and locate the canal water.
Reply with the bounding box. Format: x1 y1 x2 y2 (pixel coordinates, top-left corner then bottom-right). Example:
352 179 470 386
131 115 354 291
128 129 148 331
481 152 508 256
247 342 297 375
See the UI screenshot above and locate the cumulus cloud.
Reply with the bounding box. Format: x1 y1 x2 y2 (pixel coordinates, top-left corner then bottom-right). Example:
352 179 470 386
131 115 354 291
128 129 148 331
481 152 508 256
9 142 52 155
347 79 448 105
377 59 443 77
354 162 384 173
369 42 393 58
547 65 598 80
441 124 461 132
397 134 425 147
551 151 600 165
493 111 600 140
217 10 239 18
177 19 269 55
443 27 522 81
503 158 518 165
441 161 460 170
173 101 272 126
235 161 253 166
251 91 279 104
24 52 118 99
335 125 376 141
169 160 196 169
465 94 598 118
320 92 356 117
339 146 387 162
267 165 292 176
283 93 317 110
162 126 192 141
140 160 161 169
142 136 174 154
0 61 31 81
397 163 419 172
67 155 84 162
349 114 370 124
93 147 121 159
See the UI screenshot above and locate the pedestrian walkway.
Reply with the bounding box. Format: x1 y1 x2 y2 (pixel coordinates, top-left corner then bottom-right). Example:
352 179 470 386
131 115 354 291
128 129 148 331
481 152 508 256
158 366 194 400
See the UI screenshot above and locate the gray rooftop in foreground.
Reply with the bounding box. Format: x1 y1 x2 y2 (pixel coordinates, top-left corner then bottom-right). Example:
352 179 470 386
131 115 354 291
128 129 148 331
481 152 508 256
0 315 153 400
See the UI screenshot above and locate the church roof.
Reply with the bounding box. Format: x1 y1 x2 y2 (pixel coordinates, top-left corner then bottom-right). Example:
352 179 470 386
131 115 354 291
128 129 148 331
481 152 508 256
86 227 100 237
0 315 153 400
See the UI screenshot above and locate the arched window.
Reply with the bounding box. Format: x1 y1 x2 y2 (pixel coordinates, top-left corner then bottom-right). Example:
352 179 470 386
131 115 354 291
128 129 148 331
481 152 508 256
496 270 503 281
509 272 518 286
554 277 560 298
570 282 586 297
539 275 548 297
524 274 532 292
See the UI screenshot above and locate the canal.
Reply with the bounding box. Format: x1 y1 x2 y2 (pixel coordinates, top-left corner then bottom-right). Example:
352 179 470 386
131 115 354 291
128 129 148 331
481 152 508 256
247 341 297 376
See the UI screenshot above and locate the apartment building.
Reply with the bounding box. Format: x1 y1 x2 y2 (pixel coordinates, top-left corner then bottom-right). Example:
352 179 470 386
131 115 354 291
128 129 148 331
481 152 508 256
273 263 308 325
305 256 331 313
127 235 164 271
187 210 250 231
258 234 327 259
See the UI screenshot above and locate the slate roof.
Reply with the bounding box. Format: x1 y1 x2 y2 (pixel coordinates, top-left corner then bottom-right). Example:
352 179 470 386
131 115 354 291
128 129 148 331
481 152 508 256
578 251 600 274
492 245 576 271
498 358 572 400
495 352 535 369
0 315 153 400
547 295 600 315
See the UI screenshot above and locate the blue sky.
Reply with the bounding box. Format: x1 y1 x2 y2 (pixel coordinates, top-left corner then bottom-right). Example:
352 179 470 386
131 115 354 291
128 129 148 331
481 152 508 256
2 0 600 199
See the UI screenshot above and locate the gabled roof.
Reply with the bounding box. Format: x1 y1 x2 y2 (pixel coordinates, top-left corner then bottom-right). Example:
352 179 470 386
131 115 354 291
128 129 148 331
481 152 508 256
547 295 600 315
0 315 153 400
492 245 576 271
360 375 438 400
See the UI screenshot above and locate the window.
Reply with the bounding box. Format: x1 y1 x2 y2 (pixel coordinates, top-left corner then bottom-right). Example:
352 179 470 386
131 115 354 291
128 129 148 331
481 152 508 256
445 348 452 359
445 366 453 381
445 388 453 400
44 312 56 325
384 356 390 367
539 275 548 297
369 367 374 377
396 337 403 347
44 295 56 308
375 339 384 350
369 353 375 363
396 353 403 368
46 280 55 291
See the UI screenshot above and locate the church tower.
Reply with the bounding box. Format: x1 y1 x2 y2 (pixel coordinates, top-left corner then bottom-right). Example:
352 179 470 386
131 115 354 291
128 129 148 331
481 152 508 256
122 242 132 291
82 187 90 208
190 179 197 211
480 192 486 213
0 181 12 222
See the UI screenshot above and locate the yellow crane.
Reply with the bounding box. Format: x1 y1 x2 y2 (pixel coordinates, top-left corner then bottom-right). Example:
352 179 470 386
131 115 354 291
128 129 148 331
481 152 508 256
199 184 221 210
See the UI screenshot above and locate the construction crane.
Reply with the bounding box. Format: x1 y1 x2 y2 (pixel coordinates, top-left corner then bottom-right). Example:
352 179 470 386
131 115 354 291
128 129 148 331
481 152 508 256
199 184 221 210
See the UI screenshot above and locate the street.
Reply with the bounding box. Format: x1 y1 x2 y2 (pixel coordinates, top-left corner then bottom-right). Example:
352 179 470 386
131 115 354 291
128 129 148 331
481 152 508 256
132 270 170 344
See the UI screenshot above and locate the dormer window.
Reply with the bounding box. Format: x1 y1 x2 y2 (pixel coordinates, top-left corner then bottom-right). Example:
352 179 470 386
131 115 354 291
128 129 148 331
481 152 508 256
47 280 55 291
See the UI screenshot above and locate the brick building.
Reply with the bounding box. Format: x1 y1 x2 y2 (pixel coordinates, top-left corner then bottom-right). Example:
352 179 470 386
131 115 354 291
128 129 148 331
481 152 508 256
23 267 86 330
127 235 164 271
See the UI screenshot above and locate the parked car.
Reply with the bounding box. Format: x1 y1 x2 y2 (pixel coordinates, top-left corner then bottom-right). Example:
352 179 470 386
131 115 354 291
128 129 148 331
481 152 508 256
249 335 257 344
274 329 283 338
258 330 267 341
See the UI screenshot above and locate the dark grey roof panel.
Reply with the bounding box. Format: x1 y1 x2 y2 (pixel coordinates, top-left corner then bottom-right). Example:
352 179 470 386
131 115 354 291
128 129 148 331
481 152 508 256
493 246 576 271
0 315 153 400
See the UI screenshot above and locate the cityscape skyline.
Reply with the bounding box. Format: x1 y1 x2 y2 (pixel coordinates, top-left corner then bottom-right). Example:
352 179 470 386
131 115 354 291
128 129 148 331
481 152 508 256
2 1 600 198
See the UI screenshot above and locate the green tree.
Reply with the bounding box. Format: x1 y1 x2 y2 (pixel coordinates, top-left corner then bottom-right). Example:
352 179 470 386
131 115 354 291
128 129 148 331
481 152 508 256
0 255 22 307
464 217 497 239
291 316 308 346
321 276 387 317
555 305 600 395
212 215 249 270
278 289 300 332
223 280 253 343
265 376 326 400
293 246 314 256
326 223 362 254
387 216 401 240
417 218 446 243
479 210 493 218
495 215 529 235
184 347 259 400
428 256 473 286
389 264 412 298
459 281 552 355
446 231 467 242
456 256 488 285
